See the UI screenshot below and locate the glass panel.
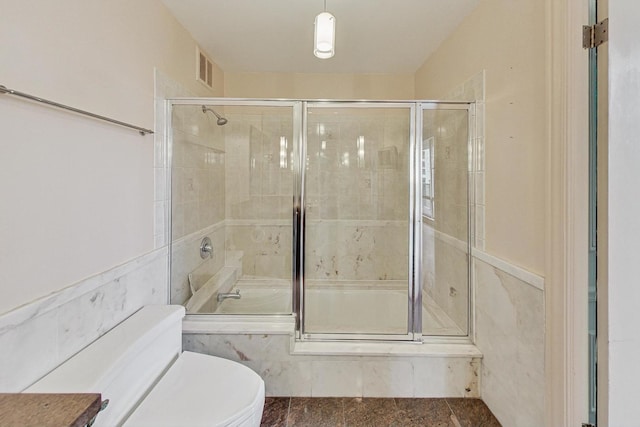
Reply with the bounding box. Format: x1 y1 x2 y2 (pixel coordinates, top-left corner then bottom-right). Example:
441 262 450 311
303 106 411 335
170 104 293 315
421 108 469 336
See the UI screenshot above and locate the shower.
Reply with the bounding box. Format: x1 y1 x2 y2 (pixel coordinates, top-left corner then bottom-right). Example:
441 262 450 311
170 99 473 342
202 105 228 125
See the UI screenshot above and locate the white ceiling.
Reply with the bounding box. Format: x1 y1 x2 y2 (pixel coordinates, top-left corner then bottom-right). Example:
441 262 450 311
161 0 480 74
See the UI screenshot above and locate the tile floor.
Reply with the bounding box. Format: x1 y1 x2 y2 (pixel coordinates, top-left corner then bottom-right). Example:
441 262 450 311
261 397 501 427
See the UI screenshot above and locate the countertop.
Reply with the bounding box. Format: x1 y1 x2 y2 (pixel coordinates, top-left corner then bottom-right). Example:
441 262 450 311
0 393 102 427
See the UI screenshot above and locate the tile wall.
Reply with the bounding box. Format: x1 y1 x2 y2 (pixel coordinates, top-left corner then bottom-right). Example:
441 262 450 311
156 72 227 305
170 104 226 304
306 110 409 222
225 222 291 279
158 74 542 426
447 70 544 426
224 110 293 280
435 70 485 248
421 103 472 335
423 108 470 242
422 226 469 334
417 70 544 425
170 222 226 305
473 257 544 426
183 333 480 398
0 248 167 392
304 108 410 283
170 103 226 238
305 221 407 281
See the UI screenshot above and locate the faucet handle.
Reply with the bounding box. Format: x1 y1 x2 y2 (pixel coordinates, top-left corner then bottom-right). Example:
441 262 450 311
200 237 213 259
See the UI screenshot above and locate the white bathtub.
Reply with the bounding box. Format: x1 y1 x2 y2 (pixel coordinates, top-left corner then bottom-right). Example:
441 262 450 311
215 279 291 314
182 277 478 399
192 278 463 336
303 282 409 335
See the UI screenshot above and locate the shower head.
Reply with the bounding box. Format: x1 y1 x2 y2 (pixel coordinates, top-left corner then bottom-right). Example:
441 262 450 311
202 105 228 126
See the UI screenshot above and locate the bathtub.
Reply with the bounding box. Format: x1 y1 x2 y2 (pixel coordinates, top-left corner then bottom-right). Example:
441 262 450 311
189 278 463 336
182 281 481 398
215 279 291 315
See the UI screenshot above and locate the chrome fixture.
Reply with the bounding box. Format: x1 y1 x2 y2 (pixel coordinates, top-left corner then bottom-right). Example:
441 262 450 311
200 236 213 259
202 105 228 126
0 85 153 135
217 289 241 302
314 0 335 59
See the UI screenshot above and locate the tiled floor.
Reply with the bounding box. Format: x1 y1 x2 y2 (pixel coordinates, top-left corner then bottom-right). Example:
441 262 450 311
261 397 501 427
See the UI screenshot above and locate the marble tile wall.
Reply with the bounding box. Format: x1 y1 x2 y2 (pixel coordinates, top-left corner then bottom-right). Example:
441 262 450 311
183 333 480 398
170 222 225 305
444 71 485 249
434 71 544 425
303 109 410 283
161 80 228 305
422 109 469 243
0 248 167 392
223 111 294 281
155 71 223 249
422 225 469 335
306 111 410 222
225 223 291 279
225 112 293 222
170 104 416 295
421 95 472 336
305 221 408 281
474 257 544 426
171 105 226 240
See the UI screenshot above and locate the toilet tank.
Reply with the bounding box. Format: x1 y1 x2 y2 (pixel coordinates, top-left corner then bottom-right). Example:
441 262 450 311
26 305 185 427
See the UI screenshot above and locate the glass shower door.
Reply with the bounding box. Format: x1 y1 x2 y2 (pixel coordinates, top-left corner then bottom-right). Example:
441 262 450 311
420 105 471 337
169 102 296 316
301 103 414 339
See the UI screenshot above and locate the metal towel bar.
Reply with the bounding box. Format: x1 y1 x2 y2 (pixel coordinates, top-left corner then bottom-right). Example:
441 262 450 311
0 84 154 135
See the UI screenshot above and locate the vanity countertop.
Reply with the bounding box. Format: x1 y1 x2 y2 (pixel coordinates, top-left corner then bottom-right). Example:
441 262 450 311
0 393 102 427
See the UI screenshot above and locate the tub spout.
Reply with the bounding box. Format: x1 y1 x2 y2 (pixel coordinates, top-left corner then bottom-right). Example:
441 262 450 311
217 289 241 302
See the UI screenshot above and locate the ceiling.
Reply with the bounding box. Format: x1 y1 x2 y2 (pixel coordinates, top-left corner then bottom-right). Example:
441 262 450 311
161 0 480 74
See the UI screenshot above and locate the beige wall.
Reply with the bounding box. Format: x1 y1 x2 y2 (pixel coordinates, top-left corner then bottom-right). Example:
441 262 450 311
414 1 548 424
224 72 414 99
415 0 547 274
0 0 223 315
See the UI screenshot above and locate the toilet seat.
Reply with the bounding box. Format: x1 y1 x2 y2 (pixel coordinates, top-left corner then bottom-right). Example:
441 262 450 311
123 351 265 427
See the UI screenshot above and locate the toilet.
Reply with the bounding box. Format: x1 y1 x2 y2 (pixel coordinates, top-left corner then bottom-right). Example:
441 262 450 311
25 305 265 427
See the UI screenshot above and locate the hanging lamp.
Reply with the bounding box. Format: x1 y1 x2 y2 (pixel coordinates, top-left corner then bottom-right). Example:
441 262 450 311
314 0 335 59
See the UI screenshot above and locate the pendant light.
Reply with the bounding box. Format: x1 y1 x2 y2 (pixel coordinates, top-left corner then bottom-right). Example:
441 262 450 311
314 0 335 59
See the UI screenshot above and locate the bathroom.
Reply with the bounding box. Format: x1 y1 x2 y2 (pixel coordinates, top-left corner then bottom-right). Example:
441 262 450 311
1 0 638 426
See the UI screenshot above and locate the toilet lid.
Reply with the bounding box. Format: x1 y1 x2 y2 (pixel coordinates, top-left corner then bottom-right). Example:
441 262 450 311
123 351 264 427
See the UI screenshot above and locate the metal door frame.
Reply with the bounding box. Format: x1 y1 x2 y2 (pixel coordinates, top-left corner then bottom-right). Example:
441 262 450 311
166 97 474 344
298 101 417 342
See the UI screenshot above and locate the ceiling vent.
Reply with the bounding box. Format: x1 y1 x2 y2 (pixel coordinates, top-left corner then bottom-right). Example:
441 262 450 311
196 46 214 89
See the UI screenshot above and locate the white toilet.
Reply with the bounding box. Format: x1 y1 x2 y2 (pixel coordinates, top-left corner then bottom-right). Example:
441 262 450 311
25 305 265 427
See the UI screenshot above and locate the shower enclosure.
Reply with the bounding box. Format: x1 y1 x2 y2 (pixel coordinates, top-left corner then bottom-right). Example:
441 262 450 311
168 99 473 342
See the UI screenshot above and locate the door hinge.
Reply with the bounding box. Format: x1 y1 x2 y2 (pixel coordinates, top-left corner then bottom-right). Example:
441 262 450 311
583 18 609 49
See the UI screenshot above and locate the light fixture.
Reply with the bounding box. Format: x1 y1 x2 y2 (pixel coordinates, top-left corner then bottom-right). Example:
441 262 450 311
314 0 335 59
